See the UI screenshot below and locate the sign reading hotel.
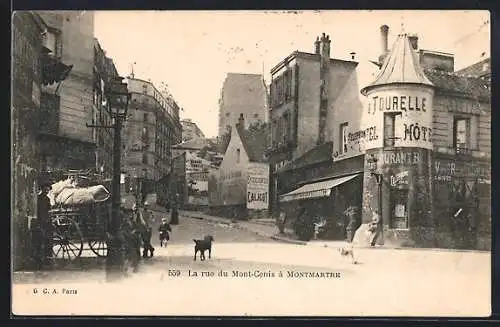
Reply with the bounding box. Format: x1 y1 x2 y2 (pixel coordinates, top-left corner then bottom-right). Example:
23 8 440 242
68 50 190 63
361 86 434 150
246 163 269 210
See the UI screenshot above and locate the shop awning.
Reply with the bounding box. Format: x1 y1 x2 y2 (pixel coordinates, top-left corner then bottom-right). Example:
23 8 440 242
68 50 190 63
279 174 360 203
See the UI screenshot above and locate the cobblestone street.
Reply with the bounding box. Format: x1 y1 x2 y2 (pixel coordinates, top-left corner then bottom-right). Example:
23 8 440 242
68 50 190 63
13 214 491 317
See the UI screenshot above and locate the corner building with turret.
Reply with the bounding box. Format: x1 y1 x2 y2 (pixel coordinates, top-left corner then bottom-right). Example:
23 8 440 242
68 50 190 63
358 31 490 250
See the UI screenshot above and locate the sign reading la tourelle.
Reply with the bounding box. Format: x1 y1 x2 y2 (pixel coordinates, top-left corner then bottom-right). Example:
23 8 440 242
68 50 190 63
361 86 434 151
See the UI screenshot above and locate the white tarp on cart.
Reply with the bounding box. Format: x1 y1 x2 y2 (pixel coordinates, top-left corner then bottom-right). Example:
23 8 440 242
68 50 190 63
48 178 110 206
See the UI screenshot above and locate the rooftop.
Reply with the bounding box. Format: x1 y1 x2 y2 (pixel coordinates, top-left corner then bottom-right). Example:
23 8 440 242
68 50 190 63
423 68 490 101
270 51 357 75
455 57 491 78
361 33 433 95
236 122 269 163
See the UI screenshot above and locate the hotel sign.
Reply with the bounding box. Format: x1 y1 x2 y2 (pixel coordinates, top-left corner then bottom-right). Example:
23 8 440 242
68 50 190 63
361 86 434 150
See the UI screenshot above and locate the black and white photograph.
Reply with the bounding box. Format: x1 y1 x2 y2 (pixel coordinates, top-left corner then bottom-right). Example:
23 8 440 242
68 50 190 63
11 10 491 316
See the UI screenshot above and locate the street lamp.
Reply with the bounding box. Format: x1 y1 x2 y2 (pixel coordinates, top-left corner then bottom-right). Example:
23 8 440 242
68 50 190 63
105 76 131 280
368 154 384 245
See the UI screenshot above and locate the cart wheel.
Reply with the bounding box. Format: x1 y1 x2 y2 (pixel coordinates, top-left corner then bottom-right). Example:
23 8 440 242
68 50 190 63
52 216 84 261
89 240 108 257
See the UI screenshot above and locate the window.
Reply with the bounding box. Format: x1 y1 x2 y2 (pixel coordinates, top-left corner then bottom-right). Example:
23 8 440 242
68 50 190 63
384 112 401 147
142 84 148 94
453 117 470 151
225 112 231 117
236 149 241 163
390 189 409 229
142 153 148 164
39 93 60 134
282 113 290 143
270 69 294 107
254 113 259 119
271 120 278 147
143 113 149 123
42 30 61 57
339 122 349 154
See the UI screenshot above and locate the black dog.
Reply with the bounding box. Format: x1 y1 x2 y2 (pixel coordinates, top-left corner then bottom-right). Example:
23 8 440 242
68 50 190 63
193 235 214 261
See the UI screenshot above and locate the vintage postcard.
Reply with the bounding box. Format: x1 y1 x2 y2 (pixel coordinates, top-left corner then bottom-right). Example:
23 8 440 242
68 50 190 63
11 10 491 317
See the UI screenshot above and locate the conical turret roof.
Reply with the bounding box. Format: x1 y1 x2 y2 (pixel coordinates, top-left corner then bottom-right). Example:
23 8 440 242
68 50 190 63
361 33 433 95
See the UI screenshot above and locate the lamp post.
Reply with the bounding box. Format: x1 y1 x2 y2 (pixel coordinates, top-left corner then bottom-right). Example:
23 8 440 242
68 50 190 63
368 154 384 245
104 76 131 280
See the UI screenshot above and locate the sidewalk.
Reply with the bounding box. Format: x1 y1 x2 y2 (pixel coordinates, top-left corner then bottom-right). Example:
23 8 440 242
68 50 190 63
179 210 345 248
180 210 490 253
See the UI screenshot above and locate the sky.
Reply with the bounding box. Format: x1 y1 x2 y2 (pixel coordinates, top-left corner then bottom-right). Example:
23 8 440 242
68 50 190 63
94 10 490 138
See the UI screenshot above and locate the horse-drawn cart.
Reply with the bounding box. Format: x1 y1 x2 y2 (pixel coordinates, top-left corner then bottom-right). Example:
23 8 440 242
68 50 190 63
43 171 112 262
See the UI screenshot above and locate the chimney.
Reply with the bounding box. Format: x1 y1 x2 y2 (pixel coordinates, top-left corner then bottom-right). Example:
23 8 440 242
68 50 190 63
238 113 244 127
314 37 320 54
320 33 331 59
408 34 419 50
350 52 356 60
380 25 389 54
378 25 389 66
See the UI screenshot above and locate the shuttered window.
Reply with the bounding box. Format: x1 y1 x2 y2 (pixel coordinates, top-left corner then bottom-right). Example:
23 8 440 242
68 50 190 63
39 92 60 134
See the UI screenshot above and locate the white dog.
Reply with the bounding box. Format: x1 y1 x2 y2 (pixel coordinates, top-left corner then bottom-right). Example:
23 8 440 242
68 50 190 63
338 222 378 264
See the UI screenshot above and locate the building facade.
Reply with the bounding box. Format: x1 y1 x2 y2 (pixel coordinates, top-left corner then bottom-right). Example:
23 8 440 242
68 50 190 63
36 11 97 172
209 115 269 219
267 33 364 239
92 39 119 179
268 28 490 249
218 73 268 138
181 118 206 143
12 11 72 270
122 77 182 206
357 29 491 250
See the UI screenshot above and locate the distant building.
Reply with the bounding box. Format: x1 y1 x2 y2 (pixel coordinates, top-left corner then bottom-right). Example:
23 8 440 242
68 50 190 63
218 73 268 137
181 118 206 142
123 77 182 206
455 57 490 82
209 115 269 219
92 39 119 179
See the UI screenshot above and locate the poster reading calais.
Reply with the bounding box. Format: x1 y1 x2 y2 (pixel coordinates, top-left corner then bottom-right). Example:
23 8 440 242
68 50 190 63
246 163 269 210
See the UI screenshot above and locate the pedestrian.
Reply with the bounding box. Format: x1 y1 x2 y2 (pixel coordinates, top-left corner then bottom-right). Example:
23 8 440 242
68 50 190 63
158 217 172 247
35 183 52 269
369 211 381 246
277 211 287 234
141 202 155 258
170 194 179 225
344 206 358 243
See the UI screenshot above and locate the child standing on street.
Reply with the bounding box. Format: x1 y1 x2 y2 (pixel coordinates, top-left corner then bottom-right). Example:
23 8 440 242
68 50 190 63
159 217 172 247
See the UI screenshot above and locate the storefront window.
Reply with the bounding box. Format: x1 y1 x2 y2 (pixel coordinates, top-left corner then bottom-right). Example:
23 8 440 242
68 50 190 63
390 189 409 229
339 122 348 154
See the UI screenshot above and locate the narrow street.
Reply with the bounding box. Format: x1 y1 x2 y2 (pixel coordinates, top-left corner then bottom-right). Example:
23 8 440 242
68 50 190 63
13 214 491 317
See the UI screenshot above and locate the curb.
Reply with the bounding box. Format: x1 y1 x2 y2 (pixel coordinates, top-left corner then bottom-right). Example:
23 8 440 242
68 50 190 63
181 211 490 254
270 235 307 245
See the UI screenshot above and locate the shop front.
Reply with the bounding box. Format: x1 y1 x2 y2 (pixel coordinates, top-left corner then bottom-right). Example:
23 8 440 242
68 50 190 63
363 148 433 247
276 146 364 241
432 153 491 250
